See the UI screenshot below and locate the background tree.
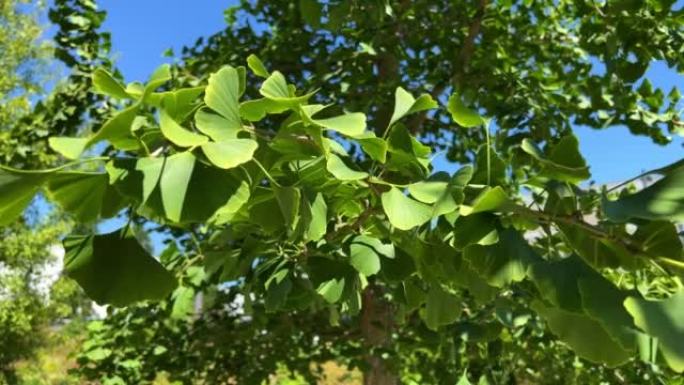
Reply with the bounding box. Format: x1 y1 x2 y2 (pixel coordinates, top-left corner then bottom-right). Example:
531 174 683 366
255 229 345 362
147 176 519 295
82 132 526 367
2 1 684 384
0 0 115 382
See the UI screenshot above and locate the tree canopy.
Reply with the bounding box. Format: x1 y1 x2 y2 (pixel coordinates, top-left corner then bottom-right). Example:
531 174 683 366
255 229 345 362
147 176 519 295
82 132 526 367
2 0 684 384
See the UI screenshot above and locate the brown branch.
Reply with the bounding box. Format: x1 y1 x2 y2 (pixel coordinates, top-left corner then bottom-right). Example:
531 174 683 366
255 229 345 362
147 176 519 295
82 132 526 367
452 0 489 88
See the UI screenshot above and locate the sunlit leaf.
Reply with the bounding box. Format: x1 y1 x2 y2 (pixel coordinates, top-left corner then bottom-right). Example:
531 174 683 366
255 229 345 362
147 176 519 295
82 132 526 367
201 139 258 169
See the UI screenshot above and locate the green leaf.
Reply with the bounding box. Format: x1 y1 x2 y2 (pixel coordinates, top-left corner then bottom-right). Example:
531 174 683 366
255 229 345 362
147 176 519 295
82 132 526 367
578 277 636 353
195 109 240 141
48 137 89 160
306 193 327 241
604 163 684 222
381 187 433 230
145 64 172 94
532 301 632 367
46 172 111 223
205 66 242 123
625 291 684 372
247 54 270 78
633 221 683 261
159 152 195 222
239 98 289 121
159 108 208 147
451 213 498 250
463 229 538 287
209 180 251 225
408 181 448 204
63 231 177 306
521 135 590 183
149 86 205 121
326 153 368 181
316 277 345 304
89 103 140 150
357 134 388 163
447 94 484 127
423 286 461 330
135 157 165 204
274 186 302 230
460 186 508 215
389 87 437 127
259 71 313 106
92 68 129 99
201 139 258 169
0 167 50 225
307 111 367 137
349 235 394 276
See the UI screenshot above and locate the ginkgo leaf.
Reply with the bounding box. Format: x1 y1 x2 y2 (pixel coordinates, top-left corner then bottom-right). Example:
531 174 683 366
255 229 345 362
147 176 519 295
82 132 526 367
159 152 195 222
259 71 314 106
46 172 110 223
349 235 393 276
317 113 367 137
48 137 89 160
423 286 461 331
274 186 302 231
88 103 140 150
447 94 485 127
381 187 433 230
408 181 449 204
143 64 172 98
463 229 539 287
316 277 345 304
0 167 51 225
63 231 177 307
301 106 367 137
604 162 684 222
306 193 327 241
326 154 368 181
460 186 508 215
247 54 270 78
389 86 437 127
521 135 590 183
239 98 289 121
205 66 242 122
151 86 205 121
135 157 165 204
357 134 388 163
159 108 208 147
201 139 258 169
624 291 684 372
195 108 240 141
92 68 130 99
532 301 632 367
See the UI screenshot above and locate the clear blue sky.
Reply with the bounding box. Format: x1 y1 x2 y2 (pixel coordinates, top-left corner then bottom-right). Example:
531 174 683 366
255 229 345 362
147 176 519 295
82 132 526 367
98 0 682 184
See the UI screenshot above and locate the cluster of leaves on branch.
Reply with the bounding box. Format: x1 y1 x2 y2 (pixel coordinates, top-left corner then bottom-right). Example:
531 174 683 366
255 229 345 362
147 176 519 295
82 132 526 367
1 45 683 385
177 0 684 162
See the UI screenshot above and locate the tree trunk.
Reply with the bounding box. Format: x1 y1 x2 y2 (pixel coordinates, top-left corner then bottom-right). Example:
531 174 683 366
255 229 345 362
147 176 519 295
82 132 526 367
360 284 398 385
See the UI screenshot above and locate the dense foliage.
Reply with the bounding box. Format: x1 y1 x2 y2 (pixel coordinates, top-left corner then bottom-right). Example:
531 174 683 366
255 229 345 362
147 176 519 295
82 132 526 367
1 1 684 384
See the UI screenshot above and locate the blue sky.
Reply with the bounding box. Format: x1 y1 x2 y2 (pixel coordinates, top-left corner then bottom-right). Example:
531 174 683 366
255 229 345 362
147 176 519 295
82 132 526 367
97 0 682 184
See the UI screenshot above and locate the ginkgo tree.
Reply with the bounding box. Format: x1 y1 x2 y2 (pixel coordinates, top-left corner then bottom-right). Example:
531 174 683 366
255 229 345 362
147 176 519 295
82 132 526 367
2 51 684 384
